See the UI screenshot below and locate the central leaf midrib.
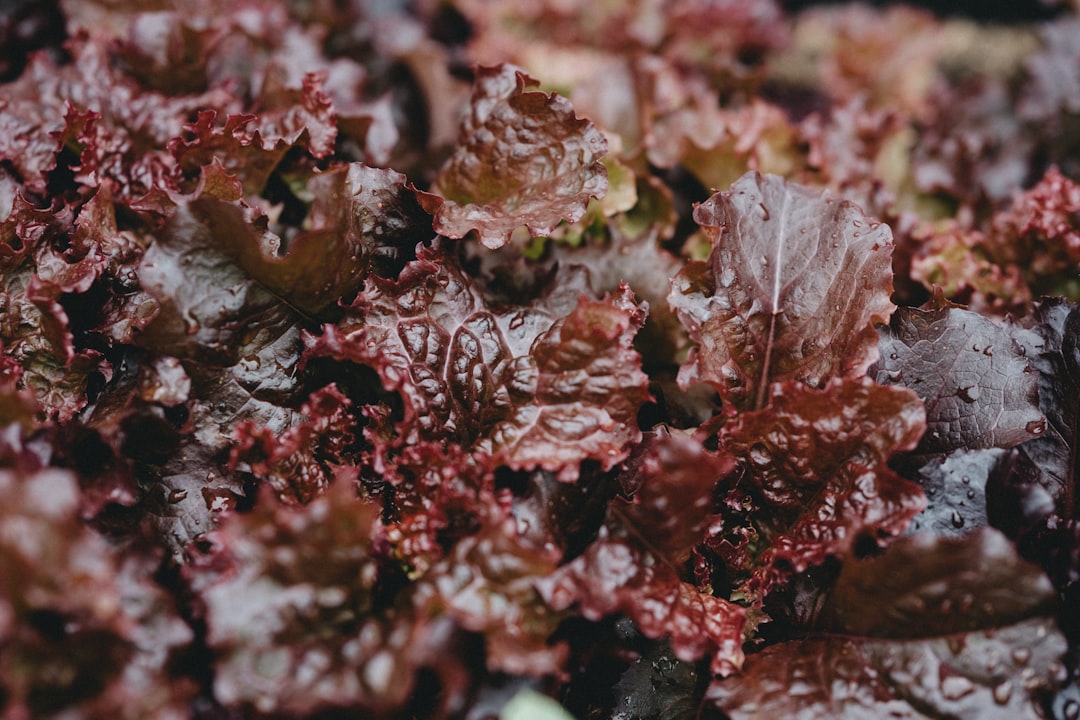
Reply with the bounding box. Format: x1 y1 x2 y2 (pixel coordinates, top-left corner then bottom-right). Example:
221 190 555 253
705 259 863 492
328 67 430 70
755 189 791 410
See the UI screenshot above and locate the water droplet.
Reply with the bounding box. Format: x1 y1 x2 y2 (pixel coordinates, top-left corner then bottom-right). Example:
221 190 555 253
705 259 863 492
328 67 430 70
940 675 975 700
983 346 993 356
966 489 976 499
950 511 965 529
957 386 980 403
961 476 970 484
1025 419 1046 435
168 489 188 504
991 681 1012 705
1011 648 1031 666
748 443 771 467
509 312 525 330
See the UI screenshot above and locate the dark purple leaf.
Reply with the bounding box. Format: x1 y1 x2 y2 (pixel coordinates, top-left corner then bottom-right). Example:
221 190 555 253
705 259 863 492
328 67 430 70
906 448 1005 537
873 304 1045 455
824 529 1057 636
1009 299 1080 518
670 172 895 411
710 530 1067 720
414 64 608 249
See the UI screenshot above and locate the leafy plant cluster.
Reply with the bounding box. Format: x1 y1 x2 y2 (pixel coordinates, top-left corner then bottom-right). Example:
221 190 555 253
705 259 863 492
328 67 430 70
2 0 1080 717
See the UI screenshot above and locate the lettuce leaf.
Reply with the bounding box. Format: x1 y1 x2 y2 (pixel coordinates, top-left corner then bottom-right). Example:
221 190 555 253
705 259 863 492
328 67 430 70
414 64 608 249
670 172 895 411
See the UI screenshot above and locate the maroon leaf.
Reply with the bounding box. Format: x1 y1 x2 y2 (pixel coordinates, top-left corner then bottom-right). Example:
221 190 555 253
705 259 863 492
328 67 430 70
538 430 746 676
170 73 337 195
1 197 111 422
715 376 926 595
670 172 895 411
0 465 196 718
229 384 356 504
425 515 567 677
175 163 420 317
414 64 608 249
306 243 650 478
192 480 396 714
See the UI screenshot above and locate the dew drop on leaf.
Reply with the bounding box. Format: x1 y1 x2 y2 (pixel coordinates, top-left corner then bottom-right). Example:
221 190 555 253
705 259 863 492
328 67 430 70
748 443 771 467
957 386 979 403
950 511 965 529
991 681 1012 705
1025 419 1046 434
940 674 975 700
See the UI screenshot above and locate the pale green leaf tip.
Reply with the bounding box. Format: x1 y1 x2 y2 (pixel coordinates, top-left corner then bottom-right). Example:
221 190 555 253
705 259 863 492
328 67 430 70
500 689 577 720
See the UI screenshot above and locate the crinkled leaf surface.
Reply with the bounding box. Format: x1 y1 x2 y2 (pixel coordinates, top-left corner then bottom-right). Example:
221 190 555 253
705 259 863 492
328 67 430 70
873 304 1045 455
424 515 567 677
229 384 356 504
709 530 1066 720
538 430 746 676
609 643 705 720
1 198 109 423
414 64 608 249
170 72 337 195
716 376 926 594
306 243 650 477
192 480 395 715
547 221 687 371
134 176 317 557
669 172 895 411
